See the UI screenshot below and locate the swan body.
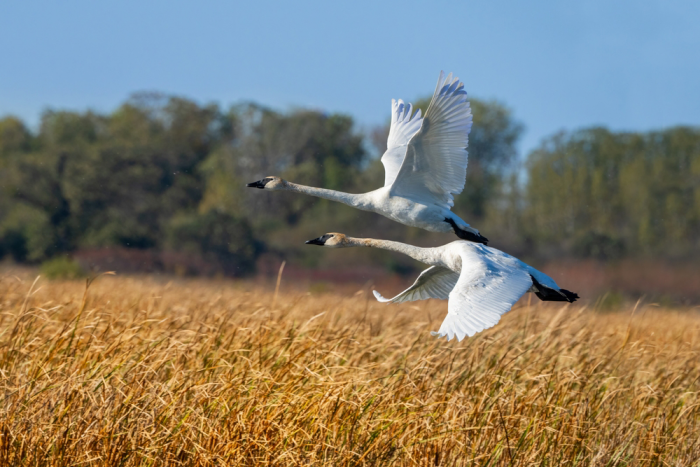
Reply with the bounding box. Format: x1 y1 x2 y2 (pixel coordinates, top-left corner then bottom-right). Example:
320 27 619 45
248 71 488 244
306 233 579 341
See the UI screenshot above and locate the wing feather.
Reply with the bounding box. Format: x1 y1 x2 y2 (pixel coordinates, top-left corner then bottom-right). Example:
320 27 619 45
432 245 533 341
373 266 459 304
380 99 423 187
390 71 472 209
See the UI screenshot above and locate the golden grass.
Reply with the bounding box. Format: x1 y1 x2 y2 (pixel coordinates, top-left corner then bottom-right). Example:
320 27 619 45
1 274 699 466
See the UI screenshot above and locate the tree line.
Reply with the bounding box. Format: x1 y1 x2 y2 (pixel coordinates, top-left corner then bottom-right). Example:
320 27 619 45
1 93 698 276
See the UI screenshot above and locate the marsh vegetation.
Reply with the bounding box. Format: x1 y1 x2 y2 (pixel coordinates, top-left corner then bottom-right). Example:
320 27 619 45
1 274 698 465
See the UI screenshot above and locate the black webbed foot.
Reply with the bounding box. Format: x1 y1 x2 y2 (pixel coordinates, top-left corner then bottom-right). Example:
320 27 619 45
530 274 579 302
444 218 488 245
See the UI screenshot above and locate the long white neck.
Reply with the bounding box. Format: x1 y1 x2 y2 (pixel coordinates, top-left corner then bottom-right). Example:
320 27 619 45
346 237 436 266
285 182 366 209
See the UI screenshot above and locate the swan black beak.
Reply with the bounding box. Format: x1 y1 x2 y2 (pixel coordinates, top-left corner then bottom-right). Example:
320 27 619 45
246 179 269 189
305 235 329 246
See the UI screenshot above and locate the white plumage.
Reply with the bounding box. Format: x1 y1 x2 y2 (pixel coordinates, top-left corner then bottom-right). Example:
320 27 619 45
386 72 472 210
248 71 487 244
306 233 579 341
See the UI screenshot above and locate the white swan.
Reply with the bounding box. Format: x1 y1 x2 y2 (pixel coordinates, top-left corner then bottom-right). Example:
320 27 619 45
247 71 488 244
305 233 579 341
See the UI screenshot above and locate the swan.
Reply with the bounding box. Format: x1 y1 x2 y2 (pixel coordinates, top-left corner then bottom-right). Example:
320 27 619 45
247 71 488 244
305 233 579 341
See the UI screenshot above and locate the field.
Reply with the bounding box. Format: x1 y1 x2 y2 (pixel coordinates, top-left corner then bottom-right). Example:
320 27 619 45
1 273 700 466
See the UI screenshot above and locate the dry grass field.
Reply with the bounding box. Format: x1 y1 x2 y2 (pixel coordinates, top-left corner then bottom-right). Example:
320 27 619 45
1 273 699 466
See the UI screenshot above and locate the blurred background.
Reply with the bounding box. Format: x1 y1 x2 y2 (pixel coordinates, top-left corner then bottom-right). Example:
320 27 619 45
1 0 699 303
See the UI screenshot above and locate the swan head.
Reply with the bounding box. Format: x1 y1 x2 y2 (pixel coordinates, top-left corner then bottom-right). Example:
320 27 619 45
305 233 349 248
246 176 286 190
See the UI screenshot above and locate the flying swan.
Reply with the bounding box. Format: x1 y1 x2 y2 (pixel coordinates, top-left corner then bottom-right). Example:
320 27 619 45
247 71 488 244
305 233 579 341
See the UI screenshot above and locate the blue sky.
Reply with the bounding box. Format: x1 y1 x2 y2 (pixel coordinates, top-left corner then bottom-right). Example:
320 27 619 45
1 0 699 155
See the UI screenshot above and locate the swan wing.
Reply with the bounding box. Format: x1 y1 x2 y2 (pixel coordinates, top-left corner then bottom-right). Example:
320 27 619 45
433 246 532 341
380 99 423 187
373 266 459 304
390 71 472 209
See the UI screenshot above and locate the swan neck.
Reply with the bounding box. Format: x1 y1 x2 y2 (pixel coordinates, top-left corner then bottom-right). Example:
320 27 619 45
286 182 362 207
349 238 432 265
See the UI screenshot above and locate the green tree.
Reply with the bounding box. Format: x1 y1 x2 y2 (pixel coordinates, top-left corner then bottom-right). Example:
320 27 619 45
0 117 35 259
523 127 700 258
202 103 367 227
0 97 369 274
165 210 261 276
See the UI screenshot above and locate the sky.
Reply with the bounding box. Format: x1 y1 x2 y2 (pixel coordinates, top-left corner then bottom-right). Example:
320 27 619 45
1 0 699 155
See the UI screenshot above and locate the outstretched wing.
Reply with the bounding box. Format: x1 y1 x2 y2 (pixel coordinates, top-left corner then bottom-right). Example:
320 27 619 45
380 99 423 187
433 245 532 341
373 266 459 304
390 71 472 210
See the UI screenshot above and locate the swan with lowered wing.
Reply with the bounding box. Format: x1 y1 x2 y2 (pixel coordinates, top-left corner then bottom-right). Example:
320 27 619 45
305 233 579 341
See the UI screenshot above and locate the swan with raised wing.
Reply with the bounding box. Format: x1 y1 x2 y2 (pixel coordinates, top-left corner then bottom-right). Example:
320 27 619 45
305 233 579 341
247 71 487 244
